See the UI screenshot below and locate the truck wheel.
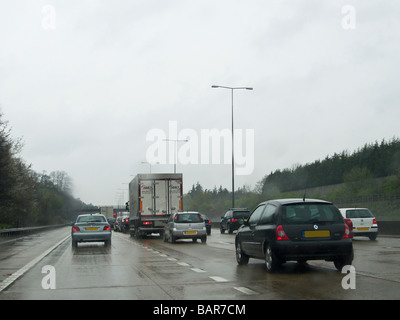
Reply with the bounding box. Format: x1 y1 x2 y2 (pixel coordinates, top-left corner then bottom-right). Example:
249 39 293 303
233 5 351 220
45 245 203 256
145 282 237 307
134 226 142 239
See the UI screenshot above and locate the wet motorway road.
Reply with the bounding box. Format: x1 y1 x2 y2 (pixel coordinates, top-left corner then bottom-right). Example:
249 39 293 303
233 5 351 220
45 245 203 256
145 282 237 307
1 226 400 300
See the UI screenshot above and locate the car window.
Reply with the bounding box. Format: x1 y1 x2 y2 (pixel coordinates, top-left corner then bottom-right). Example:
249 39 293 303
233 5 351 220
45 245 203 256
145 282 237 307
346 209 374 218
233 211 250 218
248 205 265 226
259 204 276 225
175 213 203 223
281 204 342 224
77 215 106 223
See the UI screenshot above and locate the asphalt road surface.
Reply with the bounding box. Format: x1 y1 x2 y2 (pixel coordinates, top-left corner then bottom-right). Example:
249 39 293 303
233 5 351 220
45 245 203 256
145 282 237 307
1 226 399 300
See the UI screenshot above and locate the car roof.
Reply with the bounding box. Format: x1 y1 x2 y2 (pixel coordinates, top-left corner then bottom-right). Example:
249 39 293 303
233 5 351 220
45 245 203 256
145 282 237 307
261 198 333 206
339 208 368 210
177 211 200 214
77 213 106 217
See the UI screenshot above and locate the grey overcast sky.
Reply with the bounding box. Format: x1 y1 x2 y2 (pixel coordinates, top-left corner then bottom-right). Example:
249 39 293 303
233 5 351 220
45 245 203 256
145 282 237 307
1 0 399 206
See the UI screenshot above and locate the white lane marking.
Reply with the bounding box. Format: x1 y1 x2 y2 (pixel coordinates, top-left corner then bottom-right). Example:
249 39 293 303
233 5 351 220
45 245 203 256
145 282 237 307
0 234 70 292
209 276 228 282
177 262 190 267
191 268 206 273
234 286 258 295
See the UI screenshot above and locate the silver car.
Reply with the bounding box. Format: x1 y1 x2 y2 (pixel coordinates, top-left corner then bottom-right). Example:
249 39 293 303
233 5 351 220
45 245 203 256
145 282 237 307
163 211 207 243
71 214 112 247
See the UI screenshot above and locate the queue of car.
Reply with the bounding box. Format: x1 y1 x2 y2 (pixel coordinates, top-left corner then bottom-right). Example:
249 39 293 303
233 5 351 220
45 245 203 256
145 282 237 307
71 198 378 273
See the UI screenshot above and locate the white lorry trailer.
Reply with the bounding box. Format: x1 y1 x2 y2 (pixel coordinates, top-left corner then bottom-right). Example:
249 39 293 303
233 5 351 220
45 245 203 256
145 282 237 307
128 173 183 238
100 206 115 219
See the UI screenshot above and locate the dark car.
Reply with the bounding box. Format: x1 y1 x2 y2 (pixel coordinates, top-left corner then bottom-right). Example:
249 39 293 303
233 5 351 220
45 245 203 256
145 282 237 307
107 218 116 229
220 208 250 234
235 199 353 272
202 214 212 235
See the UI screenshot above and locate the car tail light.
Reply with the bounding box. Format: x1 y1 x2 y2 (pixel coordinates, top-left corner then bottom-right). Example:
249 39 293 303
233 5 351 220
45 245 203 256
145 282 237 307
373 219 377 225
72 226 80 232
103 225 111 231
231 218 238 223
143 221 151 225
276 225 289 240
342 223 352 239
344 218 353 232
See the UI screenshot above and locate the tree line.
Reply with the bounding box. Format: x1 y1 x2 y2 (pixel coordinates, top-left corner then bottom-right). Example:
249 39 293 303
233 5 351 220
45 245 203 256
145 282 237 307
262 138 400 194
0 112 94 229
184 138 400 220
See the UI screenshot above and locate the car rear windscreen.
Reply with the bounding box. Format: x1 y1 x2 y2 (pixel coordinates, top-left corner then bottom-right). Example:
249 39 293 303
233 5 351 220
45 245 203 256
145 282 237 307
346 209 374 218
77 216 106 223
233 211 250 218
175 214 203 223
281 203 343 224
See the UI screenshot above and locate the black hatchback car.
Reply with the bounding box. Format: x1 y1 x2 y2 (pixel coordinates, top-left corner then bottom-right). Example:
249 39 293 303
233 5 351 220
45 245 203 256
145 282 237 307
220 208 250 233
235 199 353 272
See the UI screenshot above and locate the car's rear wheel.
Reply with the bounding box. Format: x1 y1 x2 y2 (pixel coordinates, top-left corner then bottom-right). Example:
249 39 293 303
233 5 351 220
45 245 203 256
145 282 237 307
369 233 377 240
333 249 354 271
264 244 281 273
235 241 249 265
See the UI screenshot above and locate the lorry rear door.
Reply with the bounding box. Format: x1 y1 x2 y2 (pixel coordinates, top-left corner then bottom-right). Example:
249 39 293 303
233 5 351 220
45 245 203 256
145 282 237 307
140 180 154 215
154 180 168 215
169 179 182 214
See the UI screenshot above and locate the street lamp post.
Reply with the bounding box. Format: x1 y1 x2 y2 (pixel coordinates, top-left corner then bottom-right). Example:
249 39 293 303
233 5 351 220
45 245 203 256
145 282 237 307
163 138 189 173
211 85 253 208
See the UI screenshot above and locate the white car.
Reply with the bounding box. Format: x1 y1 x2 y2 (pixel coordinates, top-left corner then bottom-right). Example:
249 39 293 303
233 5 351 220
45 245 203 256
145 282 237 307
339 208 378 240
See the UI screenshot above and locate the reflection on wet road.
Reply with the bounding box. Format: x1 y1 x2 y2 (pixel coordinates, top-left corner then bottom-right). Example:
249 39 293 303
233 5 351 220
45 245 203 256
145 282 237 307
1 227 399 299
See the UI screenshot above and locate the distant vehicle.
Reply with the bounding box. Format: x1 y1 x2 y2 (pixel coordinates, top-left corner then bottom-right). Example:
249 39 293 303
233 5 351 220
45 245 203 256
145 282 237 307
235 199 353 272
107 218 116 229
121 216 129 233
220 208 250 234
114 217 122 232
100 206 115 219
202 214 212 235
129 173 183 238
71 214 112 247
339 208 378 240
163 211 207 243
